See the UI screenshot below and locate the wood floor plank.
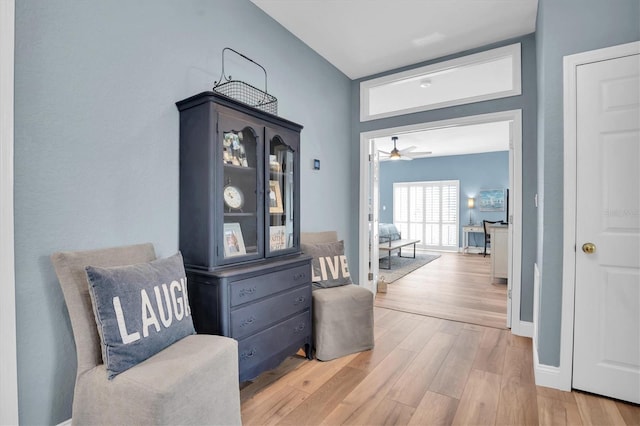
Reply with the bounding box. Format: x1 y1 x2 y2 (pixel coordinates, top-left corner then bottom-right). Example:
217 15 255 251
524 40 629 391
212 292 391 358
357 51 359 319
537 395 583 426
347 313 419 373
387 331 457 407
374 307 406 330
286 352 359 395
397 315 441 352
451 369 502 426
321 348 416 426
438 319 464 335
408 391 459 426
241 385 309 426
362 398 416 426
536 385 579 404
615 400 640 426
429 328 482 399
495 345 539 426
240 355 308 403
383 314 423 343
574 391 627 426
473 326 509 375
278 366 367 425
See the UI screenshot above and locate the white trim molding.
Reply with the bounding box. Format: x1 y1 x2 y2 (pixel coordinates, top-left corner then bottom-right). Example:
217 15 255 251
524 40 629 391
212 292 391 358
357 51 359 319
515 321 533 338
561 41 640 392
0 1 19 425
359 110 523 331
360 43 522 122
534 336 569 391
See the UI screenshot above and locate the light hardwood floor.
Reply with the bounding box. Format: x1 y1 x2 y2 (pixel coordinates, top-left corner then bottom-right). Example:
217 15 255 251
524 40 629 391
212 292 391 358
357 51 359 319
240 253 640 425
375 252 508 329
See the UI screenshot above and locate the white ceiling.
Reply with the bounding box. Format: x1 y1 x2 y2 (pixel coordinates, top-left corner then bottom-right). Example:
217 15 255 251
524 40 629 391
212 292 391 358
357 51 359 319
374 121 511 160
250 0 538 79
250 0 531 157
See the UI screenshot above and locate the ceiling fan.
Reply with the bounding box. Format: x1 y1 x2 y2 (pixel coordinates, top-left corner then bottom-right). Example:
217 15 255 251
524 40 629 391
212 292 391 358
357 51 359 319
379 136 432 161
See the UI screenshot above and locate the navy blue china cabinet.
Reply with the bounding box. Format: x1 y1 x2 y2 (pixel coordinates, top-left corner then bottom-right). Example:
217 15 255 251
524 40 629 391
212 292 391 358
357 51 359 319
176 92 311 381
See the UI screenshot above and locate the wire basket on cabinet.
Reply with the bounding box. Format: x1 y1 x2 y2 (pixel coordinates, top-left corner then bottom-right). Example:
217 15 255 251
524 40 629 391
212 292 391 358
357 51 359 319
213 48 278 116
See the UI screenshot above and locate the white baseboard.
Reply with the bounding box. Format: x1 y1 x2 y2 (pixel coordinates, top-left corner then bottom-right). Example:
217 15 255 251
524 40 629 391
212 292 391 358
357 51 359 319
512 320 533 338
57 419 72 426
533 333 571 391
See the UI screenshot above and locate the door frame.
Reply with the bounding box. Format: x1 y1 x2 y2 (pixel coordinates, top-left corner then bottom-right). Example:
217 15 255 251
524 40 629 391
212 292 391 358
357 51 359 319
0 0 19 424
560 40 640 391
359 109 524 333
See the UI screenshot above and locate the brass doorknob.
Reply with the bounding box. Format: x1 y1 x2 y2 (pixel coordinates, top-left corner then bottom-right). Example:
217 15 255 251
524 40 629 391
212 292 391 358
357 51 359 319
582 243 596 254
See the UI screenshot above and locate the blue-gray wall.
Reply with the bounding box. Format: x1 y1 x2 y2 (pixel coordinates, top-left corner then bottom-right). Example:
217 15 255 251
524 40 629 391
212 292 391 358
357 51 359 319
379 152 509 247
351 34 537 325
14 1 350 424
534 0 640 366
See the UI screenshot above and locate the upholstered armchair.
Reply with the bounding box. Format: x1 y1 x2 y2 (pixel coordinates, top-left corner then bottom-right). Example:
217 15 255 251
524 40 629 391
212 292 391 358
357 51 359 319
301 232 374 361
51 243 242 425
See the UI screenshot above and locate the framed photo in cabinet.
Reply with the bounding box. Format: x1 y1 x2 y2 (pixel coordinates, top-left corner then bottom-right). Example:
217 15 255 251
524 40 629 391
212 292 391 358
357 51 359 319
269 226 287 251
269 180 284 214
223 223 246 257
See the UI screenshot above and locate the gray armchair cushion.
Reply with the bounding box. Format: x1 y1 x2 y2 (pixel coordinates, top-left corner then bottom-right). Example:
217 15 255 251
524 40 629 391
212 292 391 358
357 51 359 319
85 252 195 379
301 240 353 289
379 223 401 243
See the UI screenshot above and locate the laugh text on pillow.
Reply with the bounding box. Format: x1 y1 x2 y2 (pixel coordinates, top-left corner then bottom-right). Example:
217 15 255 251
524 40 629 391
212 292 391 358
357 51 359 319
114 278 191 344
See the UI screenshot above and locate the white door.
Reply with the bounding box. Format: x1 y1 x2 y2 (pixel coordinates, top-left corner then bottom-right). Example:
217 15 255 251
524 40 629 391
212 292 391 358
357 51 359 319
573 52 640 403
369 139 380 292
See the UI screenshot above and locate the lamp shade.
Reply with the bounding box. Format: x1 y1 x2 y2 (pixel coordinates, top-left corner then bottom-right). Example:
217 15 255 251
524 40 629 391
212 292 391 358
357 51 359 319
467 197 475 209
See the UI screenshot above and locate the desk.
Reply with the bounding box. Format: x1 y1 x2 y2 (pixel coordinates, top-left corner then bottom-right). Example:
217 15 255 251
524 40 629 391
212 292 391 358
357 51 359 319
488 224 508 282
462 225 484 254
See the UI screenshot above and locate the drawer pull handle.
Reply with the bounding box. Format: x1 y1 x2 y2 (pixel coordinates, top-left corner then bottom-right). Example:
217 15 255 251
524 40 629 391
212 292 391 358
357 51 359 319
239 287 256 297
293 296 306 305
293 272 306 281
240 348 257 360
294 322 306 332
240 316 256 327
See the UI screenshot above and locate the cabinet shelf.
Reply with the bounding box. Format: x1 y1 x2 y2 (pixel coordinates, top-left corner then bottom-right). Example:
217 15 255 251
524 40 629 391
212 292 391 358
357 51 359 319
224 164 256 172
269 170 293 178
224 212 257 217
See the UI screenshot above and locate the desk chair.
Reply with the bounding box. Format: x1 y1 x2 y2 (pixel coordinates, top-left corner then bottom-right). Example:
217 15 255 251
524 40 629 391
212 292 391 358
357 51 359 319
482 220 502 257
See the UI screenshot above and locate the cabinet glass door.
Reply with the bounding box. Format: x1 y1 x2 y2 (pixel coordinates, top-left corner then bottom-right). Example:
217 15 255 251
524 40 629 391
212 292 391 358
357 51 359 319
266 131 297 256
220 114 263 263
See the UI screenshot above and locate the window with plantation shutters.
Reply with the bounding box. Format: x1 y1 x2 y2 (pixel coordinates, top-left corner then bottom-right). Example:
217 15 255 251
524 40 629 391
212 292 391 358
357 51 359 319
393 180 459 251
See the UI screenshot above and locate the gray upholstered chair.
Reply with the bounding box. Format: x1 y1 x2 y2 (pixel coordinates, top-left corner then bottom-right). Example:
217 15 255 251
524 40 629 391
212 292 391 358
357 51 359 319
301 231 374 361
51 243 242 425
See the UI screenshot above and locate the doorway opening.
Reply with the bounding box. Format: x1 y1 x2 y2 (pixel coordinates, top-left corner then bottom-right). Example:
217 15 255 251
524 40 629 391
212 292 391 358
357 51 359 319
359 110 525 334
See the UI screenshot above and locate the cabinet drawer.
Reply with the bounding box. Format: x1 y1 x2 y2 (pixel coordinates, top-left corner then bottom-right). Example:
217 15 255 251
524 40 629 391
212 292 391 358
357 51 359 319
238 311 310 373
231 285 310 340
230 264 309 306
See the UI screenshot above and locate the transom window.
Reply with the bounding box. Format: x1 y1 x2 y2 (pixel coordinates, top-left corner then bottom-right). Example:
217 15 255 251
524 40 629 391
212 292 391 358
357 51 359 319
360 43 521 121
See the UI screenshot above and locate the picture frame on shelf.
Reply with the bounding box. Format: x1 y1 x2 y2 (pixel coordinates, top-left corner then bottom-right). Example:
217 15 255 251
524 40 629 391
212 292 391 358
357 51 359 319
223 222 246 257
269 180 284 214
269 225 287 251
223 131 248 167
478 188 506 212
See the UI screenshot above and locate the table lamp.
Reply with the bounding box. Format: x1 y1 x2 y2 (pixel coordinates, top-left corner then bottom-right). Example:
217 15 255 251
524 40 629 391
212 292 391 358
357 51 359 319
467 197 475 225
